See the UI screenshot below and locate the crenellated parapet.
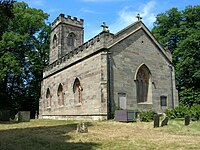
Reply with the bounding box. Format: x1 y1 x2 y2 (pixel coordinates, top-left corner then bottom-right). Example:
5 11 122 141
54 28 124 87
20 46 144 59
43 31 113 76
51 13 84 30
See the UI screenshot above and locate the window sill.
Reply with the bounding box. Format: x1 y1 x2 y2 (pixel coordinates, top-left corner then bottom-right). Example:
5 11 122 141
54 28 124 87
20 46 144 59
75 103 82 107
137 102 152 105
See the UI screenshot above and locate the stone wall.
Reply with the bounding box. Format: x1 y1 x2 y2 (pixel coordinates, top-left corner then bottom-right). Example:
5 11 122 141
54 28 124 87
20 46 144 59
110 28 178 113
40 51 108 120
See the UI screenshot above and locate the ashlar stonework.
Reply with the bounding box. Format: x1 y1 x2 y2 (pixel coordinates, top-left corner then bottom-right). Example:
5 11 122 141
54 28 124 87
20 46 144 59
39 14 179 120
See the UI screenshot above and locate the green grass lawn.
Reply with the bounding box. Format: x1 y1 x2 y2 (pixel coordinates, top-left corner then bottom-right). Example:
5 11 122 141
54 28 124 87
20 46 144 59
0 119 200 150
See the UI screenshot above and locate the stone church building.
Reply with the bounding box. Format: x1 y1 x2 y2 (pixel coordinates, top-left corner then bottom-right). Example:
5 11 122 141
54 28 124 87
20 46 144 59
39 14 178 120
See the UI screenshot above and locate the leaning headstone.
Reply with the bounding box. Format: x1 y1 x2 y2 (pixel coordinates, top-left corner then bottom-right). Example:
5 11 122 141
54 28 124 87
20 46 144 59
153 114 160 128
15 113 18 121
18 111 30 122
185 115 190 126
77 122 88 133
161 116 169 127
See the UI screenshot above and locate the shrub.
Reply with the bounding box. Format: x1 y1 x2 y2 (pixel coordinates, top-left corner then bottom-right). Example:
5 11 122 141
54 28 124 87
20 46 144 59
165 104 190 119
139 110 156 122
189 105 200 121
165 104 200 120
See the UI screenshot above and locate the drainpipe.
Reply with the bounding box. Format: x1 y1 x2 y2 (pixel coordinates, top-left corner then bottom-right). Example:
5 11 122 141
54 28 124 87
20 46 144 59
169 64 174 109
107 51 113 119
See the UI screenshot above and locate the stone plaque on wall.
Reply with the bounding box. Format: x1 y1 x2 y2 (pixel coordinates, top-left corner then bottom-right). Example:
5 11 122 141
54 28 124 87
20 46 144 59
118 93 126 109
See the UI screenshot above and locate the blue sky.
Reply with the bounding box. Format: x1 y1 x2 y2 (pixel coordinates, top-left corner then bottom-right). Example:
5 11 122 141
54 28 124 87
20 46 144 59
18 0 199 41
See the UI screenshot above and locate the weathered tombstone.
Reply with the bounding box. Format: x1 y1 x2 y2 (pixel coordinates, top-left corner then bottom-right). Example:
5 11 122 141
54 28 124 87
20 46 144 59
185 115 190 126
18 111 30 122
161 116 169 127
15 113 18 121
77 122 88 133
0 110 10 121
153 114 160 128
35 111 38 119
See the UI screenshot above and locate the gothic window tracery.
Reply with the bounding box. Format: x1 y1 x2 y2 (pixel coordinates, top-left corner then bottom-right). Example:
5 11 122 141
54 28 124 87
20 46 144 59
136 65 150 103
57 83 64 106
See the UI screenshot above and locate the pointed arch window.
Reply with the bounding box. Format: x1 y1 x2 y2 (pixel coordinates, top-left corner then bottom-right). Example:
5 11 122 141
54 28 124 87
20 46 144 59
67 33 75 47
46 88 51 107
53 34 57 48
57 83 64 106
73 78 83 103
136 65 151 103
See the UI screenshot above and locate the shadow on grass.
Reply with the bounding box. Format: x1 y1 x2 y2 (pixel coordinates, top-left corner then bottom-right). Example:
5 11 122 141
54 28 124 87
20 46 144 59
0 122 99 150
0 121 20 124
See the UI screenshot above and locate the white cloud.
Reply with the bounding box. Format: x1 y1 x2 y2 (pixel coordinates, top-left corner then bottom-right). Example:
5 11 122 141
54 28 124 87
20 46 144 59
139 1 156 27
110 0 156 34
81 0 156 41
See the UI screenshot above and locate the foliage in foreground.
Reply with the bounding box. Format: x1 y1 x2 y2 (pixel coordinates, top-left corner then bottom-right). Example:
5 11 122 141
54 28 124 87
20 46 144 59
166 104 200 120
139 110 156 122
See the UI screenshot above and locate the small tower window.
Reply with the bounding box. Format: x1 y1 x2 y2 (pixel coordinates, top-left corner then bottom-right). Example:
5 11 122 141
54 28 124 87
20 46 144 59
53 34 57 48
67 33 75 47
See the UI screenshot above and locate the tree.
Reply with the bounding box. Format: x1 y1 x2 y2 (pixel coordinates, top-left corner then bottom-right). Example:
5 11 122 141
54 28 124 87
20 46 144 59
0 2 50 117
0 0 16 37
152 5 200 106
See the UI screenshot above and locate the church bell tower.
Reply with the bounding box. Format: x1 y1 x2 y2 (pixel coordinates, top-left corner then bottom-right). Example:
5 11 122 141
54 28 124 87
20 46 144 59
49 14 84 64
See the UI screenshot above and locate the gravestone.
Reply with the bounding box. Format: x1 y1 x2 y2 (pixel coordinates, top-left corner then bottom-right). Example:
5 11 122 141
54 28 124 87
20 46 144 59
77 122 88 133
153 114 160 128
18 111 30 122
161 116 169 127
15 113 18 121
0 110 10 121
184 115 190 126
35 111 39 119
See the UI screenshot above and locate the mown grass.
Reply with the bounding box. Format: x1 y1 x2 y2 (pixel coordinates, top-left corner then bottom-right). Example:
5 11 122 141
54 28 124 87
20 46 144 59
157 119 200 135
0 119 200 150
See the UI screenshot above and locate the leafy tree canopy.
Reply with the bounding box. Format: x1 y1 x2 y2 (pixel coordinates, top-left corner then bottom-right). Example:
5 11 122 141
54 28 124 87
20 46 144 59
0 2 50 117
152 5 200 106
